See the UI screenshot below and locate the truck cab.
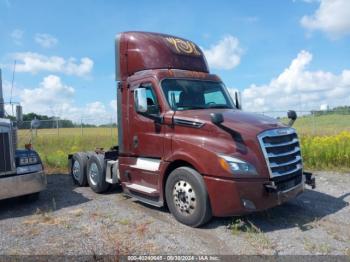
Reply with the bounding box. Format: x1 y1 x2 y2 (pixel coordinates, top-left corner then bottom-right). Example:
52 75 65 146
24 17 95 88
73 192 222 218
0 118 46 200
0 69 46 201
69 32 315 227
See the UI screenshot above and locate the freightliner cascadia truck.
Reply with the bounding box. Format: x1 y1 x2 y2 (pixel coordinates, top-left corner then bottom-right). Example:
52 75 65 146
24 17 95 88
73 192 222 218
0 69 46 201
69 32 315 227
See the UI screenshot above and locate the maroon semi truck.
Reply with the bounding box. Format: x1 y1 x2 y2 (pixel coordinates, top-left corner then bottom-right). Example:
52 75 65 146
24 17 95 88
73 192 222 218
69 31 315 227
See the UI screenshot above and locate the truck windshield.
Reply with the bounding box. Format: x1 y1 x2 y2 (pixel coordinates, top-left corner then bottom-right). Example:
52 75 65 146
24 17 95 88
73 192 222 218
161 79 235 111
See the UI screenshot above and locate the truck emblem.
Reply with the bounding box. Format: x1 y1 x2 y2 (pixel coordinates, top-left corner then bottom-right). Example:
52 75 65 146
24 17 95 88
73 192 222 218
165 37 201 56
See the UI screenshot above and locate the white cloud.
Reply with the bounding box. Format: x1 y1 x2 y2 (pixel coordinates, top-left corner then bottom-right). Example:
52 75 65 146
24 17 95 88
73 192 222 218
239 50 350 112
109 99 117 113
11 29 24 45
34 33 58 48
15 75 115 124
202 35 243 70
12 52 93 77
20 75 75 116
300 0 350 38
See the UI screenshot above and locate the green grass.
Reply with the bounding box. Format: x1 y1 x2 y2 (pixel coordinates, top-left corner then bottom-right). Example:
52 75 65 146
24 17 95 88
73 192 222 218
282 114 350 136
18 127 117 170
228 218 273 251
17 114 350 172
286 114 350 171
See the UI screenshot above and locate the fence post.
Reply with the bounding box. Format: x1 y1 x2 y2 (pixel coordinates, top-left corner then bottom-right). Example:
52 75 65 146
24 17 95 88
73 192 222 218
81 119 83 136
110 117 113 140
56 119 60 136
312 111 315 135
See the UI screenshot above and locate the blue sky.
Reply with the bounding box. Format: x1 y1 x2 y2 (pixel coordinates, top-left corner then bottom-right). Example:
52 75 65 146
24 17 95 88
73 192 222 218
0 0 350 121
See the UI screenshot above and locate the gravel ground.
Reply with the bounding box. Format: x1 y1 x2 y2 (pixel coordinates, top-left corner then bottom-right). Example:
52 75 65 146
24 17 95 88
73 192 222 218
0 171 349 256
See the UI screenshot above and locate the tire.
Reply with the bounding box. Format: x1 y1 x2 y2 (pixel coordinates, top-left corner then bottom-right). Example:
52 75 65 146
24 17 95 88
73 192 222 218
165 166 212 227
71 152 88 186
87 154 110 193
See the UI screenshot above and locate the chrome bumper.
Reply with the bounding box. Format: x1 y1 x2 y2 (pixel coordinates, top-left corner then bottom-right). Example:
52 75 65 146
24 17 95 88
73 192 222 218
0 171 46 200
276 181 305 205
264 172 316 205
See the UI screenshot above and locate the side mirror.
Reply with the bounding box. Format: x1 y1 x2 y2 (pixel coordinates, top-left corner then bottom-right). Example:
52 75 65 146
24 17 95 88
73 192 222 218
287 110 297 127
210 112 224 125
235 91 242 110
134 88 147 113
16 105 23 122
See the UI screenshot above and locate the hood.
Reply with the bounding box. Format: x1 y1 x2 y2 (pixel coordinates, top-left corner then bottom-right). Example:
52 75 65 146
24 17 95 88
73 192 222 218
173 109 285 179
174 109 285 137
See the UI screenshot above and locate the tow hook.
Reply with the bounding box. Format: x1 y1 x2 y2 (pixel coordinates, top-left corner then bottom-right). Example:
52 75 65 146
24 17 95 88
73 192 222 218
264 181 277 193
303 172 316 189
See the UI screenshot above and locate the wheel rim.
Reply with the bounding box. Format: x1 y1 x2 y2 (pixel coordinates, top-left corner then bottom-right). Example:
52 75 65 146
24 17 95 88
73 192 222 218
89 162 99 186
173 180 196 215
72 160 81 181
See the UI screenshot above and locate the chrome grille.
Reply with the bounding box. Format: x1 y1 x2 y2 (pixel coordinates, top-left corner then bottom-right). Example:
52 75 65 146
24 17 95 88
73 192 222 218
258 128 303 178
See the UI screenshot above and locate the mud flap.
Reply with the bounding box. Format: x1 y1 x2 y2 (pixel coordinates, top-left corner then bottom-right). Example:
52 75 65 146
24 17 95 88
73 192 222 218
303 171 316 189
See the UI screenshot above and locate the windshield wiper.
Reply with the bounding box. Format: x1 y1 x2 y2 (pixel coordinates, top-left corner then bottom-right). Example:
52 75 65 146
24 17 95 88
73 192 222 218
207 105 232 109
179 105 207 110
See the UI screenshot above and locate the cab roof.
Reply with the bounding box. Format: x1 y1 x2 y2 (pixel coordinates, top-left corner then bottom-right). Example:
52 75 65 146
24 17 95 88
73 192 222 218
115 31 209 81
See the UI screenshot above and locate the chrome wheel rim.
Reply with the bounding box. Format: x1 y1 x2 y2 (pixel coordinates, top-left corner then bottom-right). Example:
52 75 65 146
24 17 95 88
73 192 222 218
89 163 99 186
173 180 196 215
72 160 81 181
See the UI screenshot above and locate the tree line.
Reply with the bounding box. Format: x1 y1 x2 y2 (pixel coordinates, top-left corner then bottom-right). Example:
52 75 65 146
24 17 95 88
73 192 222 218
311 106 350 116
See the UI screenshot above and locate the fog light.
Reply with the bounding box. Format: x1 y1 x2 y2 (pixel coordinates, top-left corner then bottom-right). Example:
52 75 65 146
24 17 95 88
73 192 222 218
241 198 256 210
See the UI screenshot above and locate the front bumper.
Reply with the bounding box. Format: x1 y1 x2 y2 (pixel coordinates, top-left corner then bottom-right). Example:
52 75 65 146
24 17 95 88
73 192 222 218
204 174 309 217
0 171 46 200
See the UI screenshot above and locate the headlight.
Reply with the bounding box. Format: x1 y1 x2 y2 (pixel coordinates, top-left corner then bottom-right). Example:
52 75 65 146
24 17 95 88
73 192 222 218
28 155 39 164
218 154 258 176
18 155 39 165
19 157 29 165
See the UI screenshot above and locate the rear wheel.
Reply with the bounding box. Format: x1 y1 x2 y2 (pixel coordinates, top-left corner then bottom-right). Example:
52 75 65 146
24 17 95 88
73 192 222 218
87 154 110 193
165 166 212 227
71 152 88 186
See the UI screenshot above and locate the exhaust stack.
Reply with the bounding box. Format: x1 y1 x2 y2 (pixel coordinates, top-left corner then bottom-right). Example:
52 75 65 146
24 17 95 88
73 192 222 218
0 68 5 118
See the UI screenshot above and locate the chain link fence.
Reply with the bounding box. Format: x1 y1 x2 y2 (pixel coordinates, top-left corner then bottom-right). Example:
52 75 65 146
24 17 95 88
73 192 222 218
12 110 350 170
17 117 118 150
255 110 350 136
15 109 350 146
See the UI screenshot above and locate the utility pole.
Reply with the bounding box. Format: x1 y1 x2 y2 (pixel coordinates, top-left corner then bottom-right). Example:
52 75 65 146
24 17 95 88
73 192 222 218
0 68 5 118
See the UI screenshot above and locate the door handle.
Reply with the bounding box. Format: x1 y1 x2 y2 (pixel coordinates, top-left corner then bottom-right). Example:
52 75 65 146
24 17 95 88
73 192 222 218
133 135 138 148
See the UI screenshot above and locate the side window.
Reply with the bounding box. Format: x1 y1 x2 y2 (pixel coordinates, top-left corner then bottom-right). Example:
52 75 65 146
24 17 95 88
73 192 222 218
142 84 160 115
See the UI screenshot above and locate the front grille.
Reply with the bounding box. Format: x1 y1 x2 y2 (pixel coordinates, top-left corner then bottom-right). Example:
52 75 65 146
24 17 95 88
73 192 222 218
258 128 303 179
0 132 12 173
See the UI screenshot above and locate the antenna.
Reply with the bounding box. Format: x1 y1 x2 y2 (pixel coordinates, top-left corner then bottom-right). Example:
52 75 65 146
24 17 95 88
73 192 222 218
0 68 5 118
10 60 16 116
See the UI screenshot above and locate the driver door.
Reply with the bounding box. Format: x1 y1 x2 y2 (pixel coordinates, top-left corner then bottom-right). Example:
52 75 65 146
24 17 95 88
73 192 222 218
129 81 164 158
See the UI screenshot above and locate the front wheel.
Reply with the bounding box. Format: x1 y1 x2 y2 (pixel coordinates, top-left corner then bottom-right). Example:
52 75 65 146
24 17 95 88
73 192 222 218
165 166 212 227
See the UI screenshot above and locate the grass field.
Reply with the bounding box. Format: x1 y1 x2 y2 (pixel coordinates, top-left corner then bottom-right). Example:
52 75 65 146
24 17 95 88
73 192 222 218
18 127 118 170
292 114 350 136
18 114 350 172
